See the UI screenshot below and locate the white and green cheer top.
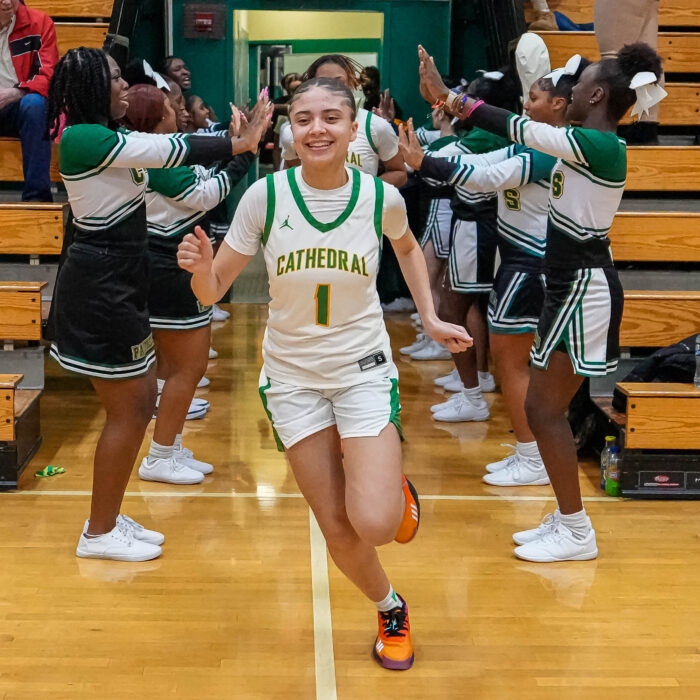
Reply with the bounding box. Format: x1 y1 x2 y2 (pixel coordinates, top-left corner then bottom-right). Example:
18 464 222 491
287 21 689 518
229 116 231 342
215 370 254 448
280 108 399 175
225 167 409 388
59 125 192 235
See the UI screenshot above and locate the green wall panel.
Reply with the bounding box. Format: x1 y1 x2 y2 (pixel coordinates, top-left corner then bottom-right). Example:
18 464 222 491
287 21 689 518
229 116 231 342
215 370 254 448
171 1 452 122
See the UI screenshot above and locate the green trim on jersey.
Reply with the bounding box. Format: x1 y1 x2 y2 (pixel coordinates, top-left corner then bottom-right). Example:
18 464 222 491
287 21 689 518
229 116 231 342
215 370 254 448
569 128 626 182
287 167 361 233
365 111 378 154
147 167 197 199
262 174 276 246
258 379 285 452
426 135 459 153
373 177 384 242
60 125 126 179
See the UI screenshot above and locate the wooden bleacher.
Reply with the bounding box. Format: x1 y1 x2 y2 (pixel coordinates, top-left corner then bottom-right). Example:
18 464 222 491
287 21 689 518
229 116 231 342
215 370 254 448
0 2 113 489
537 31 700 72
525 0 700 27
0 373 42 488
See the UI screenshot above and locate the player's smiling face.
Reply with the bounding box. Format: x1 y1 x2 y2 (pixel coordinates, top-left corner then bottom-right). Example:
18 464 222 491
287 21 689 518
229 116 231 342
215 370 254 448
290 87 358 167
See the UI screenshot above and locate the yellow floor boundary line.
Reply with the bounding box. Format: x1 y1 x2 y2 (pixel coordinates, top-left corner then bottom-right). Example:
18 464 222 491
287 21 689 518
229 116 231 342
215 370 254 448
10 490 616 502
309 509 338 700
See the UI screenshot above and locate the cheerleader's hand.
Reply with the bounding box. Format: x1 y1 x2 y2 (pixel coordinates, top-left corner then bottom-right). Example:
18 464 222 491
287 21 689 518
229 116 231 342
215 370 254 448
177 225 213 276
398 118 424 171
418 45 449 105
423 317 473 354
232 89 273 154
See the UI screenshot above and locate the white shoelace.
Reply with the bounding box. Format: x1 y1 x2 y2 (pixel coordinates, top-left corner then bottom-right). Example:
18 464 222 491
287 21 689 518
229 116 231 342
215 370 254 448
118 514 144 533
114 518 136 545
532 512 560 539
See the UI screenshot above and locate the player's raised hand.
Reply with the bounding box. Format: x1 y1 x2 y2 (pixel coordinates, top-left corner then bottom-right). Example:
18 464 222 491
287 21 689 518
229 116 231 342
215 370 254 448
177 225 213 276
398 118 425 171
423 317 473 354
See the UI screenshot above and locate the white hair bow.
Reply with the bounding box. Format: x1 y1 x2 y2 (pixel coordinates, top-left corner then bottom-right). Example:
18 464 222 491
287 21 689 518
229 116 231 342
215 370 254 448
629 71 667 119
477 70 504 81
142 60 169 91
543 54 582 87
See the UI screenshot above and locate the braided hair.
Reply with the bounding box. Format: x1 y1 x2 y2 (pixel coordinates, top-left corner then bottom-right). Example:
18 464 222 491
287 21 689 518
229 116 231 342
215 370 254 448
47 47 111 139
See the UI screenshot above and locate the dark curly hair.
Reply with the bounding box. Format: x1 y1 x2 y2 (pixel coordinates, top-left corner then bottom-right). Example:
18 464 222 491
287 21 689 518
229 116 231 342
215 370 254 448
468 67 521 111
47 47 112 139
598 42 663 120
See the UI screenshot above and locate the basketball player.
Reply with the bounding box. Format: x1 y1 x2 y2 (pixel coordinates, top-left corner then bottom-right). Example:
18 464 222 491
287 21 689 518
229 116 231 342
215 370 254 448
178 77 470 669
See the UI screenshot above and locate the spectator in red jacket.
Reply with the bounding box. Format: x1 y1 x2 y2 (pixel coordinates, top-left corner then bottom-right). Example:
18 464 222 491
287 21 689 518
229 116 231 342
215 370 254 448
0 0 58 201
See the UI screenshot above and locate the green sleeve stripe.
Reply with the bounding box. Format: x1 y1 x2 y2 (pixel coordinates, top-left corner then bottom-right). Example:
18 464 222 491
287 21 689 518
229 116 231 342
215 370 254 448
365 111 378 154
373 177 384 242
262 174 275 246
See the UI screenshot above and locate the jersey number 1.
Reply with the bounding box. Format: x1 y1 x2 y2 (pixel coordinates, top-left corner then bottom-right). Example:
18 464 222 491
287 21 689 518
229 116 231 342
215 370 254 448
315 284 331 326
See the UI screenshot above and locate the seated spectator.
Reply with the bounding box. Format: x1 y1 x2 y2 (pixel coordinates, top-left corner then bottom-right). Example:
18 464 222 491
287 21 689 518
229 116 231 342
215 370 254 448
159 56 191 95
0 0 58 201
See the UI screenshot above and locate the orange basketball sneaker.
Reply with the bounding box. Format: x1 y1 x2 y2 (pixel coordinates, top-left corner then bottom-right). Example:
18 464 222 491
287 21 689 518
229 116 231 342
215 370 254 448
394 476 420 543
373 595 414 670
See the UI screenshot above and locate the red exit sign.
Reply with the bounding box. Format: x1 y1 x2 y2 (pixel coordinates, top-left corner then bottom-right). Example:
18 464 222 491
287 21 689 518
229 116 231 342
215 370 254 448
194 12 213 32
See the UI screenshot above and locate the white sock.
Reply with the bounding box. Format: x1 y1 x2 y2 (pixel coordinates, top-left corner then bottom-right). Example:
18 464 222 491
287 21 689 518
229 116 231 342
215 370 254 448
148 440 174 461
517 440 541 460
559 509 591 541
462 386 486 403
156 378 165 394
374 585 402 612
478 371 492 382
174 433 183 451
532 0 549 12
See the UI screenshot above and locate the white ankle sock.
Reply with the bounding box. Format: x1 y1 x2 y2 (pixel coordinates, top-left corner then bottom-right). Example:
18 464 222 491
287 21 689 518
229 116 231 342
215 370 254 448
517 440 541 460
559 509 591 540
478 371 492 382
149 440 174 461
174 433 183 451
462 386 485 403
375 585 402 612
156 378 165 394
532 0 550 12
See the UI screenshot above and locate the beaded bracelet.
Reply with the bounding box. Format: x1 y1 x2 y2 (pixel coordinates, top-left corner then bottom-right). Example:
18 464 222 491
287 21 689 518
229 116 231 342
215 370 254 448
445 90 463 115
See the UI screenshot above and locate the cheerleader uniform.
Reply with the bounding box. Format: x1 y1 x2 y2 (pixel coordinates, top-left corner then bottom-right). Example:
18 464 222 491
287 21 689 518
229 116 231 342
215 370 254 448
145 154 255 330
420 143 557 331
50 124 236 379
466 107 626 376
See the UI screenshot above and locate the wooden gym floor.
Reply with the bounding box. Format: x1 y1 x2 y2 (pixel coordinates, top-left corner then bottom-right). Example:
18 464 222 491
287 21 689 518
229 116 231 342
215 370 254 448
2 304 700 699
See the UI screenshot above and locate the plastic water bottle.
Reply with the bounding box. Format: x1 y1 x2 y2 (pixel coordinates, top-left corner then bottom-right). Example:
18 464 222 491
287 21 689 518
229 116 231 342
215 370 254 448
694 333 700 388
605 444 622 497
600 435 616 490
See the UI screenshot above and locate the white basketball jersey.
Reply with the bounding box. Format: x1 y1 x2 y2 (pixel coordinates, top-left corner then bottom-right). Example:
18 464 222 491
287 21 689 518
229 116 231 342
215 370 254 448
258 167 397 388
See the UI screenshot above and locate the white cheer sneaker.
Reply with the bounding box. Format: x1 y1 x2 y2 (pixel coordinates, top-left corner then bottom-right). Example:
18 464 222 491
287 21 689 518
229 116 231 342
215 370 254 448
197 376 210 388
513 511 561 545
443 376 465 392
211 303 230 321
139 456 204 485
514 523 598 563
76 519 162 562
400 333 428 356
482 454 550 486
410 338 452 361
434 368 459 387
175 447 214 475
432 392 489 422
479 372 497 393
83 516 165 546
431 392 461 413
